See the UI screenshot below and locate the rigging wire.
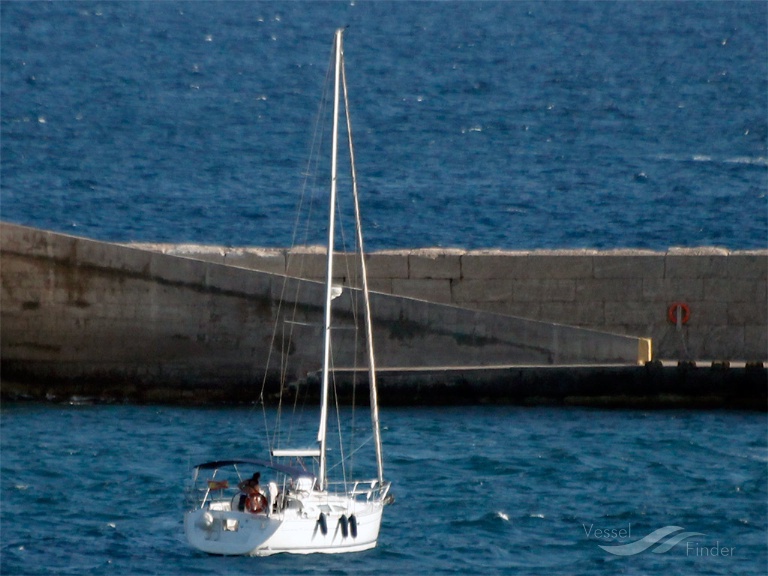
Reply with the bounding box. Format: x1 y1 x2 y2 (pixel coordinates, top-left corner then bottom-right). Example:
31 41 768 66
255 40 337 458
325 433 374 476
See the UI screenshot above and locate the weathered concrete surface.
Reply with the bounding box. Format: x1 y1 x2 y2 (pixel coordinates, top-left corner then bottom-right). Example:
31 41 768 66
135 242 768 362
1 223 649 402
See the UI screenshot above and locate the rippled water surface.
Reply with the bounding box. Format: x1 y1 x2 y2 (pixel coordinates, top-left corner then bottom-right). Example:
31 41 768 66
2 5 766 573
1 1 766 250
1 404 766 575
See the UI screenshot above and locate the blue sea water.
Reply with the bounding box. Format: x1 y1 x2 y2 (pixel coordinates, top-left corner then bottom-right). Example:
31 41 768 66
1 404 766 575
1 5 767 573
1 1 766 250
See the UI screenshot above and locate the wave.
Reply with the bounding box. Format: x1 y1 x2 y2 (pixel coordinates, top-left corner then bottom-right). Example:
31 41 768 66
724 156 768 167
657 153 768 167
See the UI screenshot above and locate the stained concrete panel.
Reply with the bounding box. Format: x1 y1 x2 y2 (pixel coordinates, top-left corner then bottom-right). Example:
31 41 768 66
704 279 766 303
459 252 531 279
523 253 594 279
409 249 463 279
727 252 768 279
366 252 410 279
665 253 731 279
576 278 644 300
391 278 453 304
593 255 665 279
641 278 705 301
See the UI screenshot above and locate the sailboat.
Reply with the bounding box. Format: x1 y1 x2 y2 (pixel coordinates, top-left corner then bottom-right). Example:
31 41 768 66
183 29 391 556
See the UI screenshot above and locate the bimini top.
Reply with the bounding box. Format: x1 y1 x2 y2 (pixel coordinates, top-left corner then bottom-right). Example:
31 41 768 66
192 458 313 480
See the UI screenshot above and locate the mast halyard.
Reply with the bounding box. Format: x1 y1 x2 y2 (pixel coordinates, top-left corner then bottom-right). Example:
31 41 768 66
317 28 344 492
340 52 385 485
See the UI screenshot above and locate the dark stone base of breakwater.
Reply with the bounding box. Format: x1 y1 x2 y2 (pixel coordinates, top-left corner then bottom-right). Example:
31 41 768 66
2 362 766 410
317 362 767 410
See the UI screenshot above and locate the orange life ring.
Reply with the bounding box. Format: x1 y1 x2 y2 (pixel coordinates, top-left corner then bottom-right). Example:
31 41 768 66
246 493 267 514
667 302 691 325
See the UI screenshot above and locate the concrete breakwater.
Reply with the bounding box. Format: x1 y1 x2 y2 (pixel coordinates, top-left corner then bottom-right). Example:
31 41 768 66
136 240 767 362
1 223 647 402
1 222 765 407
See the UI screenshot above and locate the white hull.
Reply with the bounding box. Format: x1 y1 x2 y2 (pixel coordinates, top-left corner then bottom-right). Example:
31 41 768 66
185 494 384 556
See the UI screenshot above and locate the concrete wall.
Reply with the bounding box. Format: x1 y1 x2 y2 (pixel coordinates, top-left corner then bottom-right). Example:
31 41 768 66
138 243 767 362
0 223 648 401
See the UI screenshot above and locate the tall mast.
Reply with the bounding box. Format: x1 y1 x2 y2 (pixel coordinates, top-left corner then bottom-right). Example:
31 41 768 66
317 28 343 491
340 51 385 485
